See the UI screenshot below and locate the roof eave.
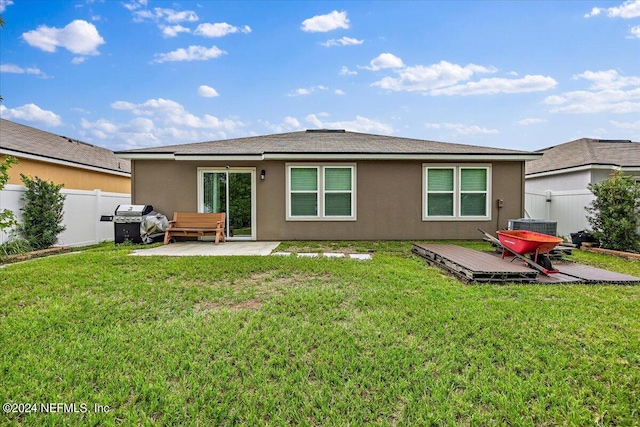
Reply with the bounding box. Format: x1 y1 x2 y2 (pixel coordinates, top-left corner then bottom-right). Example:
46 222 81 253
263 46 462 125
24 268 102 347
1 148 131 177
525 163 640 178
117 152 541 161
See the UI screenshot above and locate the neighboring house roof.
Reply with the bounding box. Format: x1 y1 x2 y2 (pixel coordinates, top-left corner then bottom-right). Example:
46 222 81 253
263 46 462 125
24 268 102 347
0 118 131 175
526 138 640 176
116 129 540 161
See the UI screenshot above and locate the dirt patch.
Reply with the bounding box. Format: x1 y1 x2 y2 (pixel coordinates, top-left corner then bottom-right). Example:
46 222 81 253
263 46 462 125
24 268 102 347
194 272 339 312
239 272 335 294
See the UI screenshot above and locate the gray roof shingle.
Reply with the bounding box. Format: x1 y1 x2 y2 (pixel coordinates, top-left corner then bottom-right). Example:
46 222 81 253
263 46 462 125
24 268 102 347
116 129 535 157
0 119 130 174
526 138 640 175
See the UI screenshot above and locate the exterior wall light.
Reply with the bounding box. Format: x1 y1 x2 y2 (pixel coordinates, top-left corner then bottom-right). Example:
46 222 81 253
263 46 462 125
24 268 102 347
260 169 266 180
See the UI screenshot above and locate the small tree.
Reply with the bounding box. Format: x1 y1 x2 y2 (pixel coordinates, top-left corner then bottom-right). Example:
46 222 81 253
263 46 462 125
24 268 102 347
586 169 640 252
20 175 66 250
0 156 18 233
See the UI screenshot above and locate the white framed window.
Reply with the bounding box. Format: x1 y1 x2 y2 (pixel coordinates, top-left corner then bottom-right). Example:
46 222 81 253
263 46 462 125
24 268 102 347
286 164 356 220
423 164 491 220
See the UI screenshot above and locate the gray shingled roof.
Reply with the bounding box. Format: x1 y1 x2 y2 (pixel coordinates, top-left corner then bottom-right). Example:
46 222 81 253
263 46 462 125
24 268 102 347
116 129 536 157
0 119 130 174
526 138 640 175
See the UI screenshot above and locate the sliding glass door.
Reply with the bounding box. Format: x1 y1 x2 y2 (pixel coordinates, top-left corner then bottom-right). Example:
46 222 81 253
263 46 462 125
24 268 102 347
199 168 255 240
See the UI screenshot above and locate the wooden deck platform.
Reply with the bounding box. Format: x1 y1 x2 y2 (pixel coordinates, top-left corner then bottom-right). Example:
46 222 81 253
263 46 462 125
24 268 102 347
412 244 538 283
412 243 640 285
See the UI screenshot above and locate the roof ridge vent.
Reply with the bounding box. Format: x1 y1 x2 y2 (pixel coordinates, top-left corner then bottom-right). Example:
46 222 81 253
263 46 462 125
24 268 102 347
306 129 346 133
596 139 632 143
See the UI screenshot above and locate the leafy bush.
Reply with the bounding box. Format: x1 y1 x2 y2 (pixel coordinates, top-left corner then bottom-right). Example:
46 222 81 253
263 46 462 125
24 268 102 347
586 169 640 252
19 174 66 250
0 156 18 233
0 236 32 259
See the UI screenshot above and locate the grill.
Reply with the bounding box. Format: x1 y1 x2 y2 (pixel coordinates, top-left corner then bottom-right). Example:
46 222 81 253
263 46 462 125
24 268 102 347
114 204 154 244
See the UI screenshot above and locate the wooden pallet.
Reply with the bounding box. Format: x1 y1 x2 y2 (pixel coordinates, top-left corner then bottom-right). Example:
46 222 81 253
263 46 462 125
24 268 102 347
413 243 640 285
412 244 539 283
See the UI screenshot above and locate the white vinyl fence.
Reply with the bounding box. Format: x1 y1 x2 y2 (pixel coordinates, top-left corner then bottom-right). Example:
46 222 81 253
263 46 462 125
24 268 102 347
0 184 130 247
525 189 595 237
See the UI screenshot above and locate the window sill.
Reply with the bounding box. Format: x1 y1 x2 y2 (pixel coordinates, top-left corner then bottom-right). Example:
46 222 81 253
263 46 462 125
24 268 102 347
286 217 357 222
422 217 491 222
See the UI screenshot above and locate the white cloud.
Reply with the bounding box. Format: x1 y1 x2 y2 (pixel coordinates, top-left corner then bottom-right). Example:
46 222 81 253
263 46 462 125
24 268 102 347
339 66 357 76
110 98 242 131
0 103 62 127
0 64 50 78
369 59 553 96
362 53 404 71
544 89 640 113
335 89 345 95
198 85 219 97
22 20 105 55
111 101 136 110
586 2 640 37
301 10 349 32
123 0 147 12
261 116 304 133
546 70 640 114
288 85 329 97
372 60 495 92
81 98 245 149
605 0 640 18
425 122 499 135
430 75 557 96
160 24 191 38
152 45 226 63
610 119 640 129
585 0 640 18
518 118 546 126
0 0 14 13
574 70 640 89
321 36 364 47
133 7 199 23
159 8 199 23
194 22 251 37
584 7 602 18
71 56 87 65
305 114 393 134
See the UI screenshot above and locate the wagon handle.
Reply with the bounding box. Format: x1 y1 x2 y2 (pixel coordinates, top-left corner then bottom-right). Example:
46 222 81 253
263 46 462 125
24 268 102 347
478 229 501 246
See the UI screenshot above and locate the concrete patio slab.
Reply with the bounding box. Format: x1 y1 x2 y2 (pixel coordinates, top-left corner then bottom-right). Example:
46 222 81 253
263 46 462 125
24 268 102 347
349 254 372 260
323 253 346 258
131 241 281 256
271 251 293 257
298 253 319 258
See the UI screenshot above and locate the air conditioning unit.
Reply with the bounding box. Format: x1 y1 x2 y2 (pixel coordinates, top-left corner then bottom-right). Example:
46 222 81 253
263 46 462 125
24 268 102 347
507 218 557 236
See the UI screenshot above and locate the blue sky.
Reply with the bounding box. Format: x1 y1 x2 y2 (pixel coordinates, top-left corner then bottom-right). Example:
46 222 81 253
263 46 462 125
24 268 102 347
1 0 639 152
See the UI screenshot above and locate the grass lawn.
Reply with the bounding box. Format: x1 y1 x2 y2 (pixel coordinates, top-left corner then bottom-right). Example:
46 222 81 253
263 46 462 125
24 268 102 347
1 241 639 426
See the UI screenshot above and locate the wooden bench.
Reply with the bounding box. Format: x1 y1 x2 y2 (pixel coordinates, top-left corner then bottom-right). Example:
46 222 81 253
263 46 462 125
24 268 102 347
163 212 226 245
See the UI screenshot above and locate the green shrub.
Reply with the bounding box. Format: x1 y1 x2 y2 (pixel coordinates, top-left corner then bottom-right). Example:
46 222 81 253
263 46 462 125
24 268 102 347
19 174 66 250
586 170 640 252
0 156 18 233
0 236 33 259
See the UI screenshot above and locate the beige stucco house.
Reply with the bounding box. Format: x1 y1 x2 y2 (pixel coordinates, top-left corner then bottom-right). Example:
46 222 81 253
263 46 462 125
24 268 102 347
117 129 541 241
0 118 130 192
0 118 131 246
